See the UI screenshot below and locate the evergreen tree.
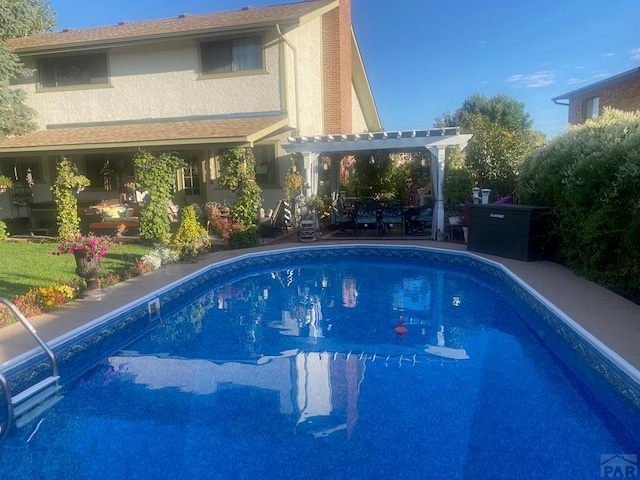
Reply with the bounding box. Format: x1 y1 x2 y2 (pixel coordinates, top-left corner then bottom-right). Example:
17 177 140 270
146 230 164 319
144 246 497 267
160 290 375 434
0 0 56 137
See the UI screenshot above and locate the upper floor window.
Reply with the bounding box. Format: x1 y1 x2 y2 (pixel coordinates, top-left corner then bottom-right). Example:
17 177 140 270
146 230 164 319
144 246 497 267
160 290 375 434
39 53 108 88
582 96 599 121
200 37 263 75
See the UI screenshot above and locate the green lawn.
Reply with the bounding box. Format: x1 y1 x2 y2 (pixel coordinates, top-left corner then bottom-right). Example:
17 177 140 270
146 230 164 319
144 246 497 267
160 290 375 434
0 240 154 300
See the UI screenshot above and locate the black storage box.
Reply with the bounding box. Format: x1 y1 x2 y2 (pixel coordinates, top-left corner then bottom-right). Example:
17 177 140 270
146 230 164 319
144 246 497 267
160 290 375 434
467 204 551 261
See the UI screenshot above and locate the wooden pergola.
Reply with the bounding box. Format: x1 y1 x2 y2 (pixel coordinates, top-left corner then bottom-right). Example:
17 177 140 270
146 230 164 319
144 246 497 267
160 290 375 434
283 128 472 240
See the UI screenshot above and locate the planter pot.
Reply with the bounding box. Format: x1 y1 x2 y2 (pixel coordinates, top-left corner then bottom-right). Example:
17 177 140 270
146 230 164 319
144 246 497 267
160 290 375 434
472 187 480 203
298 219 316 243
74 251 104 299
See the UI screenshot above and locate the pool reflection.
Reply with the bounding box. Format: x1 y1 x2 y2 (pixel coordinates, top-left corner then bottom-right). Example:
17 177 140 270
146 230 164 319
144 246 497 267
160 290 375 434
108 351 367 439
108 261 477 439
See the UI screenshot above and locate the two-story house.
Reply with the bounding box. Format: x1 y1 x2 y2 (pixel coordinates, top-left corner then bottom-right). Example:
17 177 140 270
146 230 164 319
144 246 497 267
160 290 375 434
552 66 640 125
0 0 381 226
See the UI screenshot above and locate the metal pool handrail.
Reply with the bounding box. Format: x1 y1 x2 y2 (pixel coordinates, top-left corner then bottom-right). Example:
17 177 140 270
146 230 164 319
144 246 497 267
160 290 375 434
0 372 13 441
0 297 59 378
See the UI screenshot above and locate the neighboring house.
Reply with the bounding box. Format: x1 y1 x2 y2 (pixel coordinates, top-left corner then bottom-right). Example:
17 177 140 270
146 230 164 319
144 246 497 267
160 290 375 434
0 0 380 225
552 67 640 125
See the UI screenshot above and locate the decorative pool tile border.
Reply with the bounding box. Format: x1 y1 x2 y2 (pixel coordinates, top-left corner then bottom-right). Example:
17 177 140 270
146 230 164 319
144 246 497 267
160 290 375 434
5 245 640 418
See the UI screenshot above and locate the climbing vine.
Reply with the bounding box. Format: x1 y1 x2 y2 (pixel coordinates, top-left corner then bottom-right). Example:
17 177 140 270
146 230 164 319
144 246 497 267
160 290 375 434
134 150 186 243
51 158 90 240
283 154 303 202
219 148 262 247
0 175 12 239
0 175 13 191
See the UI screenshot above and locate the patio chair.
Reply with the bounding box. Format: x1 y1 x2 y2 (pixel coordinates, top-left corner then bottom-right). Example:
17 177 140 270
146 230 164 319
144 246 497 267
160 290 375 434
355 199 379 237
332 198 354 236
259 200 293 239
406 207 432 235
379 201 404 236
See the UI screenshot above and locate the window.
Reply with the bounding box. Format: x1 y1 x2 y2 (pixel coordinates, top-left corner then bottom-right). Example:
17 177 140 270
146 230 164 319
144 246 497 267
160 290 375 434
254 145 277 187
39 53 108 88
582 96 599 121
200 37 263 75
182 157 201 195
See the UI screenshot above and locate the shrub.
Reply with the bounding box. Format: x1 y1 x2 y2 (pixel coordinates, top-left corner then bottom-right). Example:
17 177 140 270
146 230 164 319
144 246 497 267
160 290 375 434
140 245 180 269
0 221 8 240
168 205 210 259
519 108 640 301
207 203 243 240
227 224 259 249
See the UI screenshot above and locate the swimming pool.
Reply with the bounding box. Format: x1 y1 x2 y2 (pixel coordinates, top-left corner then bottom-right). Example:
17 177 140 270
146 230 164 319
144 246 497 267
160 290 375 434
1 245 639 479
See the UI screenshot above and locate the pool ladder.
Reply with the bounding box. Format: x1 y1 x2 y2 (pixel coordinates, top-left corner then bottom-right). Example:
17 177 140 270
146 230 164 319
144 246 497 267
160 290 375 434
0 297 62 441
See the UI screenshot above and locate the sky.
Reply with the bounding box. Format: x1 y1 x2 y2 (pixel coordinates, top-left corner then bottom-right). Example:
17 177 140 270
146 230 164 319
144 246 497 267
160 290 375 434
49 0 640 139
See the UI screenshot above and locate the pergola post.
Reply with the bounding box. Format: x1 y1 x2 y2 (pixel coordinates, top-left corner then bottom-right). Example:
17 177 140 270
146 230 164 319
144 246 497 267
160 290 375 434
427 145 446 241
329 153 342 203
301 151 320 196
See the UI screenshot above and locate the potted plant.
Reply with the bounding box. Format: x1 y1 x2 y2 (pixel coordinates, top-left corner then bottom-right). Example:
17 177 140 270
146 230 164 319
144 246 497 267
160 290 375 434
306 195 328 229
56 234 119 298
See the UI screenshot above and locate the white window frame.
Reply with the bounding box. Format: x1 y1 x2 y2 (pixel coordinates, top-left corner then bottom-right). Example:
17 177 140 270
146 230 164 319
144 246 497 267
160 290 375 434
582 96 600 121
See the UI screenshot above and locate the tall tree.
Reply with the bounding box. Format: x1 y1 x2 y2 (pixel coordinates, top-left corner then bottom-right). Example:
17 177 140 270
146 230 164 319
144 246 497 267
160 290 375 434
0 0 56 138
435 93 543 199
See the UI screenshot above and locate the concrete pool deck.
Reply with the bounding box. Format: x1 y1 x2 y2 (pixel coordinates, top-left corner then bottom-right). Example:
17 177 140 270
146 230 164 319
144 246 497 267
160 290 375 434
1 236 639 375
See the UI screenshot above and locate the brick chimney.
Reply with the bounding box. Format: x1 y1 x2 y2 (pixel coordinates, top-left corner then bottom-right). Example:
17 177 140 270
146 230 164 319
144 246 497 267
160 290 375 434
322 0 352 134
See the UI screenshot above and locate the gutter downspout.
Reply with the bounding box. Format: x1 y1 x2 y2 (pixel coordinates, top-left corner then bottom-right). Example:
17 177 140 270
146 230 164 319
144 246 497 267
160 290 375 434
276 24 300 134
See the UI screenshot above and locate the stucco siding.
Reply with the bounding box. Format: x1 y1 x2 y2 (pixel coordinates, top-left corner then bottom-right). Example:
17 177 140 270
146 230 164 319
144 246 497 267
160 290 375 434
285 18 324 136
19 37 283 128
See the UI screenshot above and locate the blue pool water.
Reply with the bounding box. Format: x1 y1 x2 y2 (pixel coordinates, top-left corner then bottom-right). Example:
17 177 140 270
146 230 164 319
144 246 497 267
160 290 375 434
1 247 639 479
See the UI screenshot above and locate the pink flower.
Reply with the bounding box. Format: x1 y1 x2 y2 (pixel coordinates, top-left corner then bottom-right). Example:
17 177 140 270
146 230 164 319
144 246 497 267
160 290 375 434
56 234 119 260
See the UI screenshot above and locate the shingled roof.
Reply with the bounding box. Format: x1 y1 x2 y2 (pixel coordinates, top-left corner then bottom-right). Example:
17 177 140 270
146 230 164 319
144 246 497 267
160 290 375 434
7 0 337 53
0 115 288 153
